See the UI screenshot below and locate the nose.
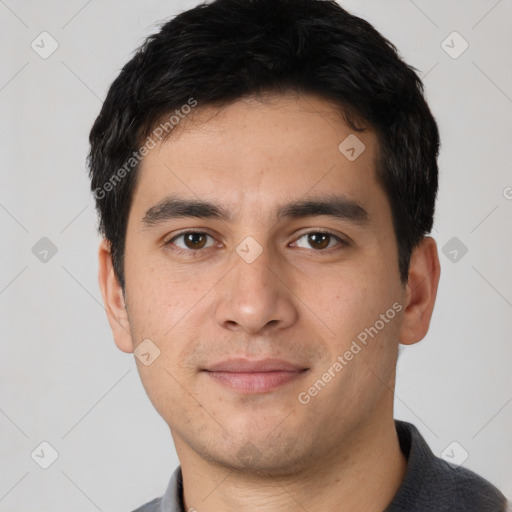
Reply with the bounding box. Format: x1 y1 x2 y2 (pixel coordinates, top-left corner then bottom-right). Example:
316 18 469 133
214 244 298 334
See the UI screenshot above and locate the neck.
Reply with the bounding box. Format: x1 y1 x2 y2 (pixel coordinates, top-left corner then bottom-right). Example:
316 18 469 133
174 412 407 512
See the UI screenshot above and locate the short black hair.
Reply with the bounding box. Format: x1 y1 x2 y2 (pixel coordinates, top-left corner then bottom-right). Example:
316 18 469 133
88 0 439 291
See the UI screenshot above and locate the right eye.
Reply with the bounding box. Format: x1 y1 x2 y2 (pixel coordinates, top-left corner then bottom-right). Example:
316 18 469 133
166 231 217 251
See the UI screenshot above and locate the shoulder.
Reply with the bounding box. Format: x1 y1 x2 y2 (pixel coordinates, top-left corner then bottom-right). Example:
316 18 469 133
388 421 508 512
129 466 183 512
428 458 508 511
130 497 161 512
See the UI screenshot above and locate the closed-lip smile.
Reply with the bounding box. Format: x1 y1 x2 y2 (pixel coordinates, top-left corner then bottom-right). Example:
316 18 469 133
203 358 309 393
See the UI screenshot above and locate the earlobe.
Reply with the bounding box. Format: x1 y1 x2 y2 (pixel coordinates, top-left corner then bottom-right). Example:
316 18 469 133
398 236 441 346
97 238 134 353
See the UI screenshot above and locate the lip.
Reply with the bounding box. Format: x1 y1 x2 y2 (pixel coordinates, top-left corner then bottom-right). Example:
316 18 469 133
203 358 309 393
205 357 307 372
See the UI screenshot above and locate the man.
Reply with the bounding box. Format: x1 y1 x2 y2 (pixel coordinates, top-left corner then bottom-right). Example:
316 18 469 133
88 0 508 510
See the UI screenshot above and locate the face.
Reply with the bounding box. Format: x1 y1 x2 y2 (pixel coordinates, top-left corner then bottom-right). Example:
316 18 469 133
100 92 437 476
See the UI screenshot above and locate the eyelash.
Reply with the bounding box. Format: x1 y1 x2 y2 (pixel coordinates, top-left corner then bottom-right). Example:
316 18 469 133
165 230 219 255
291 230 348 251
164 229 348 255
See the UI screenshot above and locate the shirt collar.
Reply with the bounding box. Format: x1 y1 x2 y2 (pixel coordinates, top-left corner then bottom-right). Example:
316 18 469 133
159 465 184 512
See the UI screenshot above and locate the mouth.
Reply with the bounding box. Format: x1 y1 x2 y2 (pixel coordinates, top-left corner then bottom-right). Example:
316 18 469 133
202 358 309 394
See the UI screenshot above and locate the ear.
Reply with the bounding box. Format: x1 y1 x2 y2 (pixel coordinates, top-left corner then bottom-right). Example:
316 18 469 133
399 236 441 346
97 238 134 353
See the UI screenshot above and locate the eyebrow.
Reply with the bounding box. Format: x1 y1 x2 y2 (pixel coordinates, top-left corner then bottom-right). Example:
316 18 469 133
142 196 231 227
141 195 369 228
276 196 368 224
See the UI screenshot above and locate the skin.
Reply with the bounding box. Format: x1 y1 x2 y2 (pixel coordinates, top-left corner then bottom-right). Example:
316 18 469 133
98 92 440 511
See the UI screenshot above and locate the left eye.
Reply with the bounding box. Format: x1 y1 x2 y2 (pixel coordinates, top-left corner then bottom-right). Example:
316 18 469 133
293 232 342 250
169 232 216 250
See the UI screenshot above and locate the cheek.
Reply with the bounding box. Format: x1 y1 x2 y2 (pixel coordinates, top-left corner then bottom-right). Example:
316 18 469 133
304 265 401 353
125 258 202 338
136 360 198 428
298 267 367 327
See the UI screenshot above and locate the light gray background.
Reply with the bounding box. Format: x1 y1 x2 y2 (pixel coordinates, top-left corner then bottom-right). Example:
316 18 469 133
1 0 511 510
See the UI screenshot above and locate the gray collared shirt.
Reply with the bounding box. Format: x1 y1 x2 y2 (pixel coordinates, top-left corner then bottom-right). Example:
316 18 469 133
131 420 508 512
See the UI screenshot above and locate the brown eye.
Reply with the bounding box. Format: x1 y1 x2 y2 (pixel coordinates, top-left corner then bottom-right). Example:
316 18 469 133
168 232 215 251
183 232 207 249
307 233 331 249
294 232 344 250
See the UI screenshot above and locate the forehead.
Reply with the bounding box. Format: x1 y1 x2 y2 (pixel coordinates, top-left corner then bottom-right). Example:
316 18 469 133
131 92 388 224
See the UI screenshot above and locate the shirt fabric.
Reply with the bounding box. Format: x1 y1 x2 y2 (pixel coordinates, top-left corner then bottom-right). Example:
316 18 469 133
132 420 508 512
